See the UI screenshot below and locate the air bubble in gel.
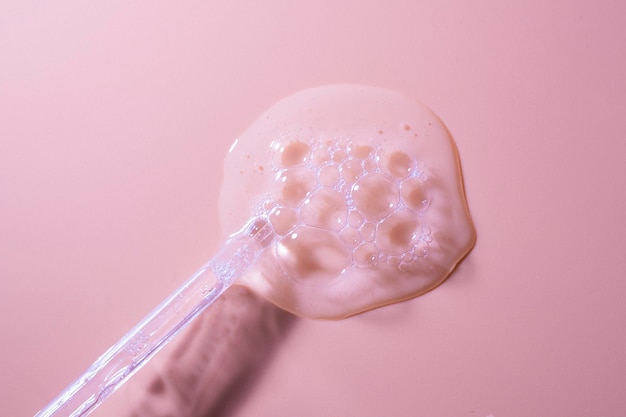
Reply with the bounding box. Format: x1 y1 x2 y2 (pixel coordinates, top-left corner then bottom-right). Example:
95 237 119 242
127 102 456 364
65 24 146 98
276 226 350 285
360 222 376 242
219 85 476 319
378 147 415 179
355 243 378 267
271 168 317 206
268 206 298 236
401 177 430 213
340 159 362 183
300 188 348 231
319 165 340 186
352 173 399 222
272 139 310 167
376 210 420 256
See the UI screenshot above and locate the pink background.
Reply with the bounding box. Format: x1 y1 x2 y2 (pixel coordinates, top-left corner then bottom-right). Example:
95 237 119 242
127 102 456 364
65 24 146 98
2 1 625 416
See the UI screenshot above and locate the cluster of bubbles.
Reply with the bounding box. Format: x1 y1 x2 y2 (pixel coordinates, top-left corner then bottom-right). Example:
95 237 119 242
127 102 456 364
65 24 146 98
256 135 434 278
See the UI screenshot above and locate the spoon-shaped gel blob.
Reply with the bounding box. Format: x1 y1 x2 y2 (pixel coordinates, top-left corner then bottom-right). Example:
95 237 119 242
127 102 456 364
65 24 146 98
220 85 476 319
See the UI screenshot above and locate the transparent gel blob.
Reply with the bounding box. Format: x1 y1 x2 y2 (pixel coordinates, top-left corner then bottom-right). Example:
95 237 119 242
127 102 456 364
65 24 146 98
219 85 476 319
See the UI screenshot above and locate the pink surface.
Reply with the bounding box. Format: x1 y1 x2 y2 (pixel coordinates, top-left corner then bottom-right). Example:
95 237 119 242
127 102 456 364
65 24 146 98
1 1 625 416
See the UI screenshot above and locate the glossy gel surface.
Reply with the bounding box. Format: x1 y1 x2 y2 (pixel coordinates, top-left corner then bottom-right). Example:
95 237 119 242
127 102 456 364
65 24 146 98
219 85 475 319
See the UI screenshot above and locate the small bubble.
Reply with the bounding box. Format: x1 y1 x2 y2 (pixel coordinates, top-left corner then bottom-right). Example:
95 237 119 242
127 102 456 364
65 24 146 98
354 243 378 267
272 139 310 167
261 197 275 212
347 210 364 227
311 145 332 167
401 177 430 213
340 226 361 248
269 206 299 236
336 177 349 193
300 188 348 231
377 210 420 255
398 262 409 272
360 222 376 242
414 241 429 257
340 159 362 183
276 226 350 284
332 149 348 163
387 256 401 267
271 168 317 207
378 147 415 179
362 157 377 172
319 164 340 186
349 143 374 160
351 173 399 222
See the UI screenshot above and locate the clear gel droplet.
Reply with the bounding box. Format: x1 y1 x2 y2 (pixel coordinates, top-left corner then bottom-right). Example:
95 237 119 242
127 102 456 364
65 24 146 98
219 85 476 319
